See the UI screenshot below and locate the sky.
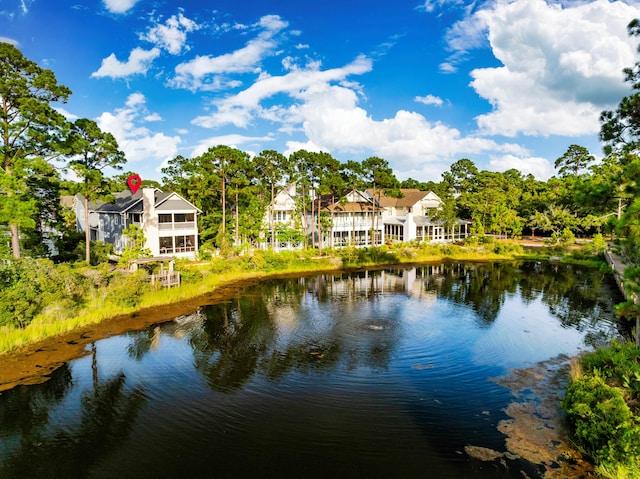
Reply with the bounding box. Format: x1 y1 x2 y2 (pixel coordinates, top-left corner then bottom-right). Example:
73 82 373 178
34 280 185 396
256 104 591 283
2 0 640 184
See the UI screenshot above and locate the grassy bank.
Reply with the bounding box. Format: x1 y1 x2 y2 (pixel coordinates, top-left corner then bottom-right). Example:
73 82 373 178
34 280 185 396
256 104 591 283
563 341 640 479
0 240 604 355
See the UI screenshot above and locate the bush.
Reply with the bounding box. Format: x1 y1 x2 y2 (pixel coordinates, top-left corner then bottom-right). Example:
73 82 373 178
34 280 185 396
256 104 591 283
106 270 152 308
563 373 640 466
0 259 92 328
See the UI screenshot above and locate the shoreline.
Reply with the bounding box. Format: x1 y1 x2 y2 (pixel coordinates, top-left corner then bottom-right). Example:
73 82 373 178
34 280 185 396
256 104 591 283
0 247 606 393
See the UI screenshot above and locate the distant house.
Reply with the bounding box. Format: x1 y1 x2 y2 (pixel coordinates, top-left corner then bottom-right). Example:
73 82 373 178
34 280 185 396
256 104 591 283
309 189 383 248
263 185 470 251
74 188 201 259
371 188 471 243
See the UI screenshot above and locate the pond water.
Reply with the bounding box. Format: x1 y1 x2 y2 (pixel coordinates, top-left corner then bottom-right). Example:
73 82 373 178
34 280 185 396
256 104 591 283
0 262 623 479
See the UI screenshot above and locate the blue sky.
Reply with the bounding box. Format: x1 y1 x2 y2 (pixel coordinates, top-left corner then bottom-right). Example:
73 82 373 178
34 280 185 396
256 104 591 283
2 0 640 183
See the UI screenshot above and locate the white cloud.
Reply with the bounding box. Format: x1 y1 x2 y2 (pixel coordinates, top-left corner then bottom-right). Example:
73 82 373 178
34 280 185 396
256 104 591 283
103 0 139 14
55 107 79 121
190 134 273 157
414 94 444 106
189 49 530 178
283 140 327 157
170 14 288 90
0 36 19 46
489 154 555 180
191 55 373 128
446 0 640 137
96 93 181 167
92 47 160 79
142 13 200 55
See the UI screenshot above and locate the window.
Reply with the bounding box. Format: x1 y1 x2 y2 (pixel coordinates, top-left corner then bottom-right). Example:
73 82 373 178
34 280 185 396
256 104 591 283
174 213 194 223
159 214 172 224
159 237 173 254
160 235 195 254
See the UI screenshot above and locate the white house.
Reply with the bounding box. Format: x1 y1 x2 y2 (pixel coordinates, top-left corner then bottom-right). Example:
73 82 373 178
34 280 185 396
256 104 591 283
75 188 201 259
371 189 471 243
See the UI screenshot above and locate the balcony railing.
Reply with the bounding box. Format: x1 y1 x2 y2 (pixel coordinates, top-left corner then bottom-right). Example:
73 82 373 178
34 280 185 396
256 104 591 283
158 221 196 230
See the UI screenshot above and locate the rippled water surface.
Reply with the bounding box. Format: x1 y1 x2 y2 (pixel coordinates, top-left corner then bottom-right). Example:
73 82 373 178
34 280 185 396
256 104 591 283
0 262 623 478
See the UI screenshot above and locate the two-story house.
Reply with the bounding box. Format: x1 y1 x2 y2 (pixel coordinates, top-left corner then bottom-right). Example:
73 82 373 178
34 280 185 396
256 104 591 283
75 188 201 259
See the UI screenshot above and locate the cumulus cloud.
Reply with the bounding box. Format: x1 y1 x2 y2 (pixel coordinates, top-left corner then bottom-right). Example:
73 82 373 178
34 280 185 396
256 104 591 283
190 134 273 157
189 49 527 178
96 93 181 167
142 12 200 55
103 0 139 14
489 154 555 180
169 14 288 90
414 94 444 106
191 55 373 128
92 47 160 79
444 0 640 137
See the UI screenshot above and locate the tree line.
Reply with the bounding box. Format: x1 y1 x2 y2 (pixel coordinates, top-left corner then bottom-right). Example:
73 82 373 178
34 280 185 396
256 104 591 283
1 35 640 268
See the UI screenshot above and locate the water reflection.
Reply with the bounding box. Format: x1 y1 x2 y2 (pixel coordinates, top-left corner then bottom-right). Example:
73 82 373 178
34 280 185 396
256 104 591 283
0 262 623 479
0 352 146 479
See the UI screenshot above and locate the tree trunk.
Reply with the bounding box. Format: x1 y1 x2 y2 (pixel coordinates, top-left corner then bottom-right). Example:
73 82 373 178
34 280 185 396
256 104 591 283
9 223 21 259
221 176 226 235
235 191 240 247
85 196 91 263
270 182 275 248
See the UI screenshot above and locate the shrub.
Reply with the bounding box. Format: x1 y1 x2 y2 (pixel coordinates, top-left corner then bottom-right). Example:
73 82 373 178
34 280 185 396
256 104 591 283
563 373 640 466
106 270 152 308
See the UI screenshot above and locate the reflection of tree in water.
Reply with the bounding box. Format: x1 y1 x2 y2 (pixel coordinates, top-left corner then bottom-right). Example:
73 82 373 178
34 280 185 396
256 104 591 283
189 296 277 393
422 261 621 331
422 262 520 325
519 262 621 331
188 276 400 392
0 364 72 441
0 354 146 479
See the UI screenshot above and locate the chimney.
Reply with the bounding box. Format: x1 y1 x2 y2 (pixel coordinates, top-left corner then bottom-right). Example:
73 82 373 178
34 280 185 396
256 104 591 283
141 188 159 256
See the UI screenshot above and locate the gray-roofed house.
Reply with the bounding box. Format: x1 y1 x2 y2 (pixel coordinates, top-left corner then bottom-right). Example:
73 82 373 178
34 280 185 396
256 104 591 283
75 188 201 259
371 188 471 243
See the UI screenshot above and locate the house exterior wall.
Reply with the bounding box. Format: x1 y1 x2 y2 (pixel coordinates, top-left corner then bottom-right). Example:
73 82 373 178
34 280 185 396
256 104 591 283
75 189 200 260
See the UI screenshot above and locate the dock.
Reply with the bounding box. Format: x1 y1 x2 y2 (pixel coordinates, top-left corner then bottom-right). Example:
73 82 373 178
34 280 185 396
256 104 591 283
604 248 639 346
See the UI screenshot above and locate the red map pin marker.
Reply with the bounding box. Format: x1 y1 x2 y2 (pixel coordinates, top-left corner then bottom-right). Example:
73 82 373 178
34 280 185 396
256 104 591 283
127 174 142 194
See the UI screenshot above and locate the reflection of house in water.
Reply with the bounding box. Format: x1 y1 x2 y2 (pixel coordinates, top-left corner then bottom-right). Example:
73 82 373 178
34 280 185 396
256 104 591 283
302 267 443 299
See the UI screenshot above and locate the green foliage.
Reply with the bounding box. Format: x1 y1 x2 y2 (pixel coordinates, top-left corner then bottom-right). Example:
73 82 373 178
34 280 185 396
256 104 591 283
560 227 576 245
118 224 151 268
580 341 640 406
339 246 399 267
563 373 640 467
0 42 72 259
105 270 152 308
89 241 114 265
0 259 91 328
492 242 524 255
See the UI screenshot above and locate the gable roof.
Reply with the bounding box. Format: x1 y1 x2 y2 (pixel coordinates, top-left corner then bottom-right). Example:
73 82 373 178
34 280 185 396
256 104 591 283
80 189 201 214
367 188 439 208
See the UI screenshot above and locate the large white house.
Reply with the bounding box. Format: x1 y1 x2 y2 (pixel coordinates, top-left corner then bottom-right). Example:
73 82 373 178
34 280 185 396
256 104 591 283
262 184 475 251
372 189 471 243
75 188 201 259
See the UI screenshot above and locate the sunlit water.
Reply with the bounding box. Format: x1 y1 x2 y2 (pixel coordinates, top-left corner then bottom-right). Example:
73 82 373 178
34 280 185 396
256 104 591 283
0 262 623 478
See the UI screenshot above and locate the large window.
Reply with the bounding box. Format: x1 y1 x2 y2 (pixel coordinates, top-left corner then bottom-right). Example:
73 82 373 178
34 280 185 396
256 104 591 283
159 235 196 254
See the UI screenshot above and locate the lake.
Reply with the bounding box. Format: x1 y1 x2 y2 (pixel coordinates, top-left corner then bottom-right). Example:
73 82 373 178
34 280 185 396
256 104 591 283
0 261 623 478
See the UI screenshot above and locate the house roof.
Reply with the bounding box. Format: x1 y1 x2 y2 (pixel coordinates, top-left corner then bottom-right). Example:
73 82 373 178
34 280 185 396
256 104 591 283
315 189 382 212
80 189 201 214
367 188 435 208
